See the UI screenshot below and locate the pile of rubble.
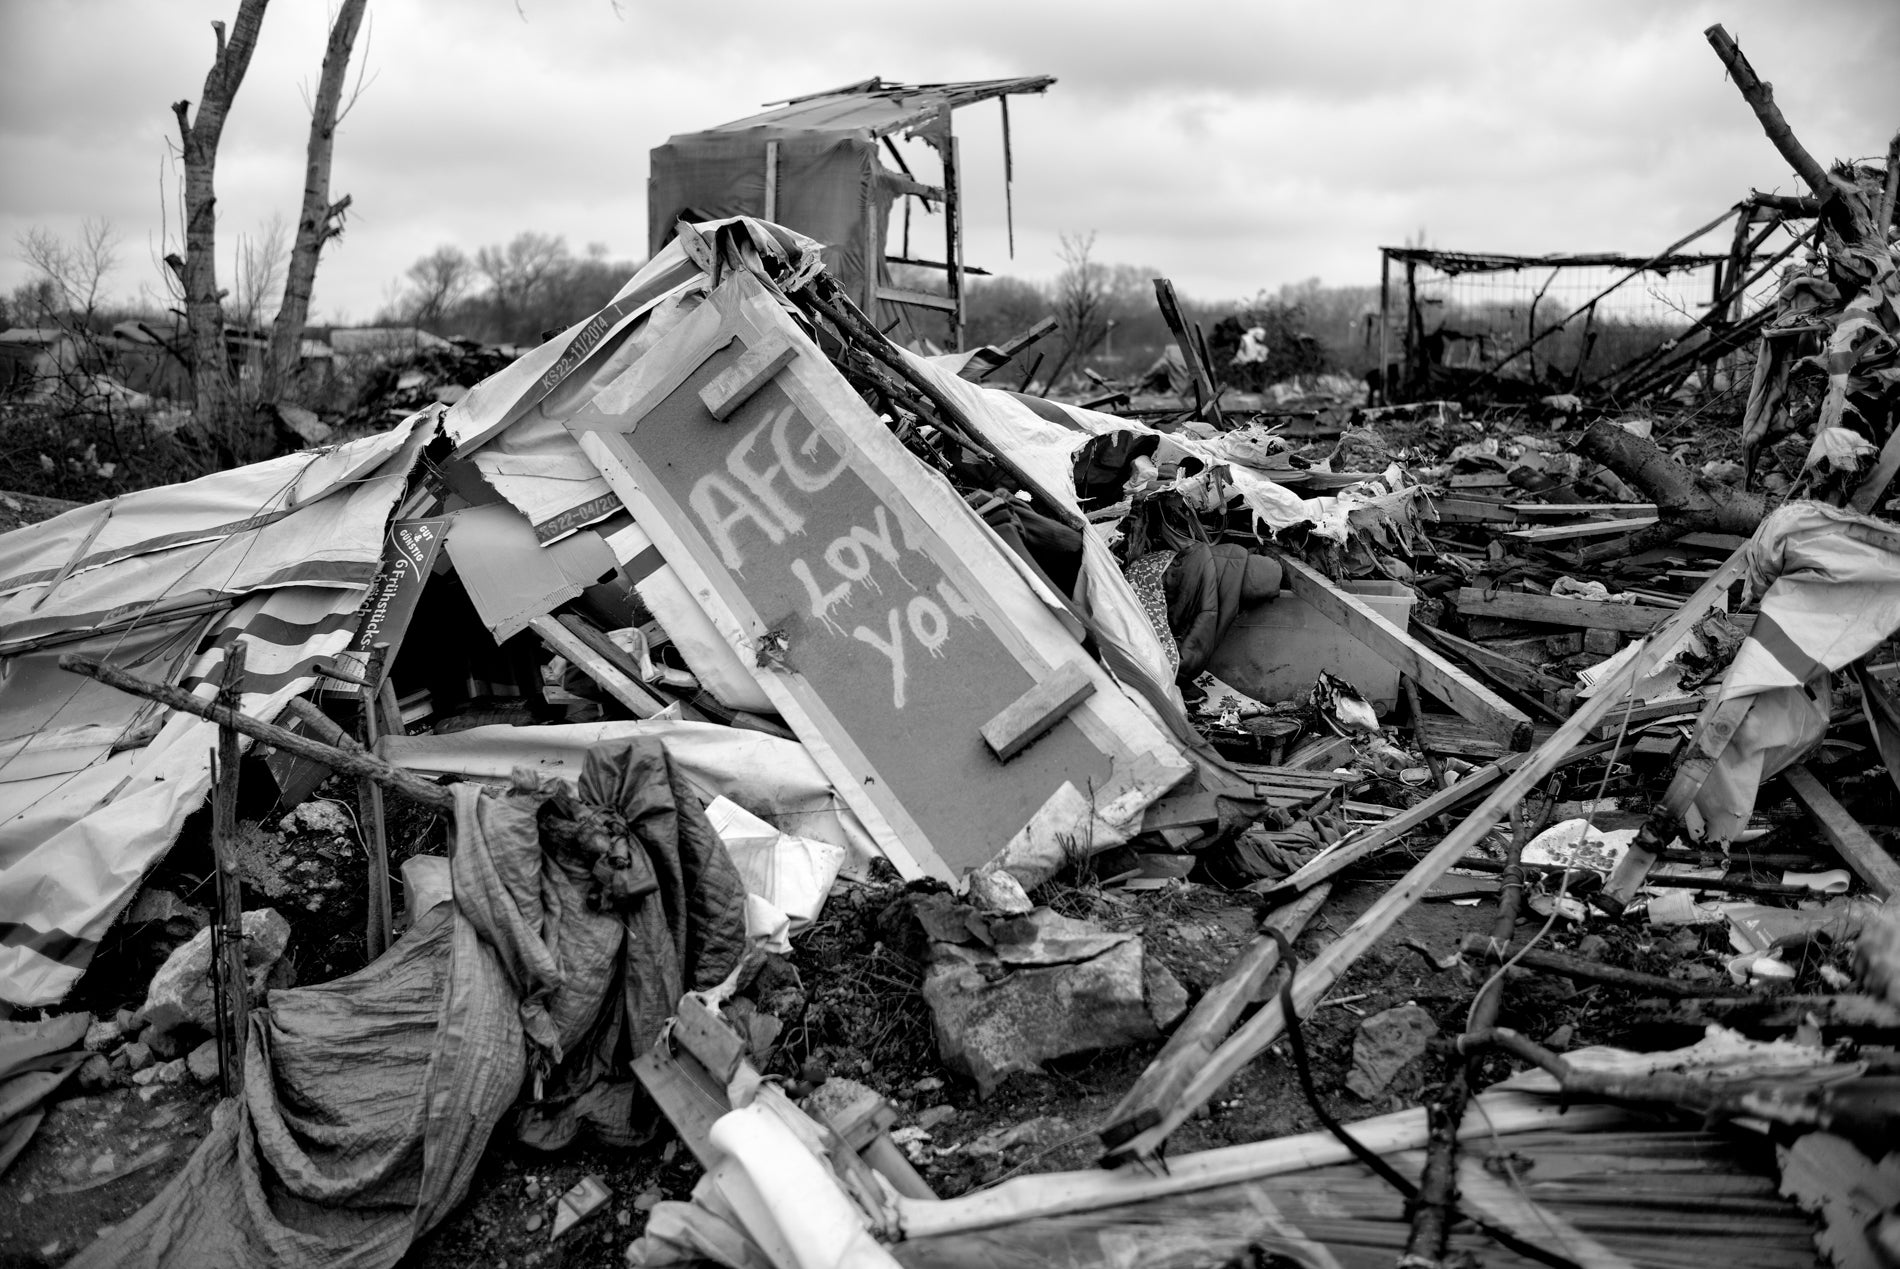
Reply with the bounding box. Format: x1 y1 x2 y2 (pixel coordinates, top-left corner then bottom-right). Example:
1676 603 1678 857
2 37 1898 1269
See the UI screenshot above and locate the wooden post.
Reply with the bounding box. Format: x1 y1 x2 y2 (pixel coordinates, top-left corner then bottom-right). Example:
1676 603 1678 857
943 130 965 350
762 139 779 223
1377 250 1391 404
358 641 393 959
210 641 249 1097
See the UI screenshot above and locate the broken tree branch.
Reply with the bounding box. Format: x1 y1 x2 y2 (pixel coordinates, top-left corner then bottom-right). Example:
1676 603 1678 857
1458 933 1733 999
1574 419 1767 547
1705 25 1832 199
58 653 455 810
1405 828 1528 1261
1459 1026 1893 1137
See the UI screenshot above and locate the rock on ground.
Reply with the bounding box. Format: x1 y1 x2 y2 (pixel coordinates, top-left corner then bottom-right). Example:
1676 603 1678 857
140 908 290 1046
1345 1002 1439 1100
921 911 1188 1096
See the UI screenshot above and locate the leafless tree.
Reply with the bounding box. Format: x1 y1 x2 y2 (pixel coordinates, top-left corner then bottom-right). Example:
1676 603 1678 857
1041 231 1113 390
165 1 267 440
166 0 369 460
267 0 369 397
229 213 288 332
475 232 571 318
17 220 120 317
399 245 473 326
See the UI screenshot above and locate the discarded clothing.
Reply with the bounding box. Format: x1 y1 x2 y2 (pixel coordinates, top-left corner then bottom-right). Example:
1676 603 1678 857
1165 543 1283 681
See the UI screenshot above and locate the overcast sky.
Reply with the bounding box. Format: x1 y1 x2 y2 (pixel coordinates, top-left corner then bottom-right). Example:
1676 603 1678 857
1 0 1895 324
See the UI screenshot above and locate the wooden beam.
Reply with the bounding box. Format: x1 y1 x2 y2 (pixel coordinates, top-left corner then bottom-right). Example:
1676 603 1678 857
209 643 249 1096
358 641 393 960
1152 277 1223 427
1784 763 1900 898
980 660 1095 761
1505 501 1658 518
1259 761 1509 895
529 614 666 718
1277 555 1534 750
699 332 797 421
1455 588 1668 635
58 653 455 810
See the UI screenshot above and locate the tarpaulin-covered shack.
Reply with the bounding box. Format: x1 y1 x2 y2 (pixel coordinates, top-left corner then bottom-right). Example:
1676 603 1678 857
648 76 1053 349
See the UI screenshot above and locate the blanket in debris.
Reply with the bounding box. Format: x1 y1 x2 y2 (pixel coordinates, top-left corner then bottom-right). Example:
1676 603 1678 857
72 739 747 1269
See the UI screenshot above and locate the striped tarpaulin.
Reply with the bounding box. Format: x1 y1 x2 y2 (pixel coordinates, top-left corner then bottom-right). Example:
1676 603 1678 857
0 586 376 1007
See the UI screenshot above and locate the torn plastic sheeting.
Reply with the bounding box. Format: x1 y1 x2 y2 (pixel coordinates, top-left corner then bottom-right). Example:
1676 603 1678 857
377 719 879 874
0 414 431 647
706 795 845 954
1696 503 1900 840
70 834 527 1267
0 584 380 1008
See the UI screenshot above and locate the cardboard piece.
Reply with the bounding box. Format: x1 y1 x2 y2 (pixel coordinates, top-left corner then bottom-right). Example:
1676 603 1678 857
443 503 619 643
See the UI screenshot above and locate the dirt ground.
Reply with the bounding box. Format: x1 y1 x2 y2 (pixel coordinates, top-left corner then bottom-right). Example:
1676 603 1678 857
4 858 1737 1269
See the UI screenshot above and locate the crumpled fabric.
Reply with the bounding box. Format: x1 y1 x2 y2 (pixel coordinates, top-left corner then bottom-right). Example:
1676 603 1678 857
71 739 747 1269
514 740 749 1151
1697 503 1900 839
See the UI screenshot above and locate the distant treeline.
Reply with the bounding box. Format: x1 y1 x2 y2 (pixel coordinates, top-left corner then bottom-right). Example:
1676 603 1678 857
380 232 1382 388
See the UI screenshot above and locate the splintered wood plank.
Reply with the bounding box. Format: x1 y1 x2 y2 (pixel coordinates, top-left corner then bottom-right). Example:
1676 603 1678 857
1276 555 1534 751
1504 516 1659 542
980 659 1096 761
528 614 666 718
1784 763 1900 898
1455 588 1669 635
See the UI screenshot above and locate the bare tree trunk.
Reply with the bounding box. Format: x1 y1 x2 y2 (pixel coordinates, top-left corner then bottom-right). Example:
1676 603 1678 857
1575 419 1769 549
268 0 367 401
170 2 268 446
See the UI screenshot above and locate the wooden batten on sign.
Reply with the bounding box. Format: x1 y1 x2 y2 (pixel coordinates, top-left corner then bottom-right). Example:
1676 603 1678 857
565 269 1189 881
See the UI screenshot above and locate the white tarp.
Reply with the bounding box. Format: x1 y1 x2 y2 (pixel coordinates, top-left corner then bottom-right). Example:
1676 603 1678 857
1696 502 1900 839
0 419 427 647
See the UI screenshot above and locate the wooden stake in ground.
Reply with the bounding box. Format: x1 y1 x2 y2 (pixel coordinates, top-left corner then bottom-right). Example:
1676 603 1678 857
357 641 394 960
209 642 250 1096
